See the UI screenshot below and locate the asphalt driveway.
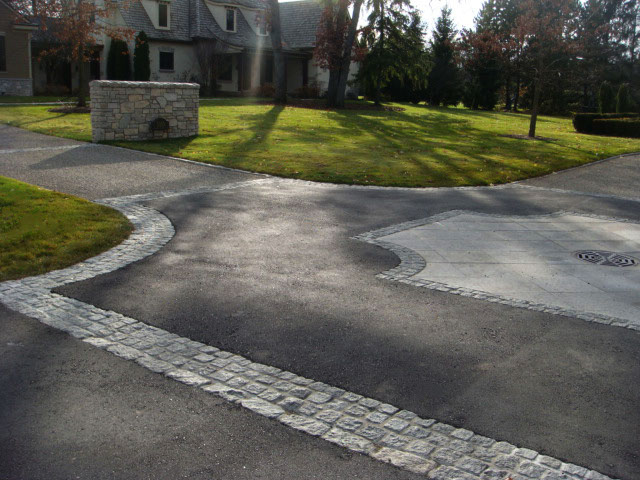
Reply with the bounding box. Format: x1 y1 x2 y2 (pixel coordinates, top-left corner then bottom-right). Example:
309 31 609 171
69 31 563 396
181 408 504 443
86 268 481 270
1 124 639 479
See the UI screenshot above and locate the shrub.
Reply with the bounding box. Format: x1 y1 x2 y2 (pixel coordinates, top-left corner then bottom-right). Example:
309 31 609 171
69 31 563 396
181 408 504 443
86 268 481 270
107 38 131 80
598 81 616 113
573 112 640 133
592 118 640 138
133 31 150 81
256 83 275 98
293 83 321 99
616 83 634 113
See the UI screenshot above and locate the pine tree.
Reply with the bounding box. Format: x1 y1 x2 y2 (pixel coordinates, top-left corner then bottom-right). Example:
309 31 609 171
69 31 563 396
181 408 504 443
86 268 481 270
357 5 429 103
460 30 503 110
426 7 461 106
133 31 150 81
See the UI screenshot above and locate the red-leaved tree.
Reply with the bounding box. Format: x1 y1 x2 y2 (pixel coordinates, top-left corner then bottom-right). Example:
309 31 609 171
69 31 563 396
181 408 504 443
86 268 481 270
10 0 133 107
314 0 365 107
513 0 577 137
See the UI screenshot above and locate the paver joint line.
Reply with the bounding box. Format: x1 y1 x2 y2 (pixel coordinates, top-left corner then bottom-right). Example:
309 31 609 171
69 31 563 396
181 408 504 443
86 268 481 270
0 181 619 480
354 209 640 333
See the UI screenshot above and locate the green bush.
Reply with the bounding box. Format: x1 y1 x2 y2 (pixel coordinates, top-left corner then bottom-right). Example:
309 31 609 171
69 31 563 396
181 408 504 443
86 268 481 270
592 118 640 138
133 31 150 81
107 38 131 80
598 81 616 113
616 83 634 113
573 112 640 133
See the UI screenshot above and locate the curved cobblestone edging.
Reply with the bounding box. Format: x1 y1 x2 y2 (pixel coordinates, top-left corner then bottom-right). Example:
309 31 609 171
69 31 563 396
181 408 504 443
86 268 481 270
353 210 640 332
0 186 618 480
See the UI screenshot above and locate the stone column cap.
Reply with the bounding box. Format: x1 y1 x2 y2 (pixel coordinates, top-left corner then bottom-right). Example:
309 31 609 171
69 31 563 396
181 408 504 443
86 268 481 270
89 80 200 89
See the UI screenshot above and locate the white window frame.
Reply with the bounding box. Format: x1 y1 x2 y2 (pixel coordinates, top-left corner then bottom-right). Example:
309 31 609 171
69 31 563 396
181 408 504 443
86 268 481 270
158 2 170 30
224 7 236 32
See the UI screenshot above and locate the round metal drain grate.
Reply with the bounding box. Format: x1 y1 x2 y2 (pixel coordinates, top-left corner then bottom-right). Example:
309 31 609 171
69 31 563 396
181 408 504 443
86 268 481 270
574 251 639 267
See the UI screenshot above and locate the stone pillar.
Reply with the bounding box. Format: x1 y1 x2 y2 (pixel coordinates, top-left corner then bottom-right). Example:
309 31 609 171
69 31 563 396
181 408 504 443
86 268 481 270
90 80 199 142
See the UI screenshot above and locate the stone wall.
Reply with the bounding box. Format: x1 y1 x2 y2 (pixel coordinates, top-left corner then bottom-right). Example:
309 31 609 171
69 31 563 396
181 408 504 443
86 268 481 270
0 78 33 96
90 80 199 142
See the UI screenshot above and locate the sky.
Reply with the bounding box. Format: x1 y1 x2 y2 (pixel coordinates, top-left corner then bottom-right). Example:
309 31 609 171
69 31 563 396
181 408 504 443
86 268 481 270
413 0 486 33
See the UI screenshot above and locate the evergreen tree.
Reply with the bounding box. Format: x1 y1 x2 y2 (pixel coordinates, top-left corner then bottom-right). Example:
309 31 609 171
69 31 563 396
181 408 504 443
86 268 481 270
426 7 461 106
460 30 503 110
133 31 150 81
475 0 523 110
107 38 131 80
616 82 633 112
599 81 616 112
357 6 430 103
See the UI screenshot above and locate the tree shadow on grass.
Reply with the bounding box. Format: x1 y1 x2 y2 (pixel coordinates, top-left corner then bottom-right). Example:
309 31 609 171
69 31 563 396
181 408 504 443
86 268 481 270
327 107 563 186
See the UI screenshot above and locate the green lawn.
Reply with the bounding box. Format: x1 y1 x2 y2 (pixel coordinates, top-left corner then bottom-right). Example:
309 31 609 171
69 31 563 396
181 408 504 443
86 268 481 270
2 98 640 187
0 176 132 281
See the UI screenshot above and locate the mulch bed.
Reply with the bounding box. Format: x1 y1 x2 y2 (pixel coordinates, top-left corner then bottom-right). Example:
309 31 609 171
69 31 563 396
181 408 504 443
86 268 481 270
48 106 91 113
257 99 405 112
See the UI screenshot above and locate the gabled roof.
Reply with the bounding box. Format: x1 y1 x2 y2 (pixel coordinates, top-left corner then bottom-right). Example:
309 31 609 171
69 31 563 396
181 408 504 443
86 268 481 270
118 0 323 51
280 0 323 49
0 0 38 28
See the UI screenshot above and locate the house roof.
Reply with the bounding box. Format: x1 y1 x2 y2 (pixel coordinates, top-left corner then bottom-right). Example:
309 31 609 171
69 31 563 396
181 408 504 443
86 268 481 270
118 0 323 52
280 0 323 49
0 0 38 28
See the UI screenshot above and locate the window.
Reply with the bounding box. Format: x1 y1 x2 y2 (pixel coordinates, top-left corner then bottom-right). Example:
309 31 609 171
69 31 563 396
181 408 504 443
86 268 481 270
158 2 169 28
0 36 6 72
258 22 267 36
159 51 174 71
218 56 232 82
225 8 236 32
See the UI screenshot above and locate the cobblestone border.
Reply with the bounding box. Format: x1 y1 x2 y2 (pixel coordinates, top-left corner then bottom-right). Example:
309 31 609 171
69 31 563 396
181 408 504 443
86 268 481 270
0 184 618 480
353 210 640 332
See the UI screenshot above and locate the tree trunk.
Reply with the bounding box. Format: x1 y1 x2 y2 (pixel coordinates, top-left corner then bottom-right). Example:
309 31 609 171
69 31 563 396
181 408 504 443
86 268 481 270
528 57 543 138
326 0 350 107
268 0 286 104
326 71 340 107
504 74 511 111
513 73 520 112
374 2 385 106
77 46 87 107
335 0 364 108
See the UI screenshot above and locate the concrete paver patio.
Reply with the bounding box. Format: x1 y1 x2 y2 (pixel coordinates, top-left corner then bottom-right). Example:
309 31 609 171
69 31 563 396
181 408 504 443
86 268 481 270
376 212 640 329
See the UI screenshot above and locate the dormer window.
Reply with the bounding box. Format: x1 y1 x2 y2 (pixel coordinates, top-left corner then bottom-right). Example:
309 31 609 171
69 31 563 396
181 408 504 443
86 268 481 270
258 21 267 36
158 2 170 29
225 8 236 32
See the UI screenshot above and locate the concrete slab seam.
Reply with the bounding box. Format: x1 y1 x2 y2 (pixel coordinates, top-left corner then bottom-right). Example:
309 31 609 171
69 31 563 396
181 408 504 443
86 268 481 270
0 185 618 479
353 210 640 332
0 144 96 155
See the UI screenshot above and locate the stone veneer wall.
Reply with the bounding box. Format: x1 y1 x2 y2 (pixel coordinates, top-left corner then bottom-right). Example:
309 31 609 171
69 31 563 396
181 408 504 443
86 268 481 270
0 78 33 96
90 81 199 142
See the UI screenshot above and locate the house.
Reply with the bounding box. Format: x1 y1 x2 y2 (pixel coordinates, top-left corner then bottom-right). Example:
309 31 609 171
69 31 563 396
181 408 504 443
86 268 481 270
0 0 37 96
31 0 358 97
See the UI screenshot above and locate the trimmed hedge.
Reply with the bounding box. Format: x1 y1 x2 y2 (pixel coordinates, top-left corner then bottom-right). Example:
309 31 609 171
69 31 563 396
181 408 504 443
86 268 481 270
592 118 640 138
573 113 640 134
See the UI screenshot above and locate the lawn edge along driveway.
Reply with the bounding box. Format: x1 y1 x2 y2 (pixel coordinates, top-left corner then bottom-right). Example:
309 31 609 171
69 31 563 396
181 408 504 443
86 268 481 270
0 176 132 281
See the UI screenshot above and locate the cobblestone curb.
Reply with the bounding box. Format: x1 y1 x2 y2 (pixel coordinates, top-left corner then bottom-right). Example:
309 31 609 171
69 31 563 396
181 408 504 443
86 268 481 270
353 210 640 332
0 186 618 480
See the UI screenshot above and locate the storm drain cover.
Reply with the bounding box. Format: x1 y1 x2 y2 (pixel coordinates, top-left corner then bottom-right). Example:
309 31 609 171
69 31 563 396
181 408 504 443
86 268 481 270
574 251 639 267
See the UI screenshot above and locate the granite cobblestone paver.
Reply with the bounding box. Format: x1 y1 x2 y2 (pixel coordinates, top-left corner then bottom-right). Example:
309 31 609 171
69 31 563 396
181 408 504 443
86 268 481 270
0 181 619 480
